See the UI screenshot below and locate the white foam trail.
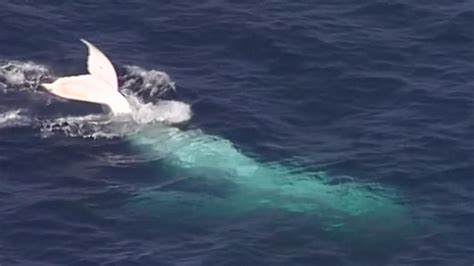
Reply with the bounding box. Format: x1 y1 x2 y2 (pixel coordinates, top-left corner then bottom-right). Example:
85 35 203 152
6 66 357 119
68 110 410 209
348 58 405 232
39 114 115 139
0 61 49 92
0 109 31 128
38 99 191 139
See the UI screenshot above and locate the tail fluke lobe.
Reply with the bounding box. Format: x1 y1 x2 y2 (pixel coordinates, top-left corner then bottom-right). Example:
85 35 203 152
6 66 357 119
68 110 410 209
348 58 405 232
80 39 119 90
41 39 132 115
41 74 113 104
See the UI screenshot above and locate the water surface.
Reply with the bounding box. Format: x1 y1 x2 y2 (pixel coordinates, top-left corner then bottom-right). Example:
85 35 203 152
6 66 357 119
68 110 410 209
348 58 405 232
0 1 473 265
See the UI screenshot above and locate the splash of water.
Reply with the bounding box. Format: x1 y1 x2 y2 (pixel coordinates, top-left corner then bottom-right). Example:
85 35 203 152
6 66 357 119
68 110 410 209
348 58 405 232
0 61 191 138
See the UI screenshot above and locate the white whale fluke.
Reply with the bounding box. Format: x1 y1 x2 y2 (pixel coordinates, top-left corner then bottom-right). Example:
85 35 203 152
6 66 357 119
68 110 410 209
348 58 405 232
41 39 132 115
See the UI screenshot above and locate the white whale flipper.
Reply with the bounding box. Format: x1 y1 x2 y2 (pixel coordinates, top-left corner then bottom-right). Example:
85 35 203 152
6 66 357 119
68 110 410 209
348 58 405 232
41 39 132 115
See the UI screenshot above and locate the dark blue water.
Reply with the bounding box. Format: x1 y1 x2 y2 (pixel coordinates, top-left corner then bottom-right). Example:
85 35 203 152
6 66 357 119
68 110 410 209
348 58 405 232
0 1 473 265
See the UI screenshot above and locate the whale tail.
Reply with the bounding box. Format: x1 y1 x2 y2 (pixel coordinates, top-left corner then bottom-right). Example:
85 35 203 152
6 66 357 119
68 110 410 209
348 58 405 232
41 39 132 115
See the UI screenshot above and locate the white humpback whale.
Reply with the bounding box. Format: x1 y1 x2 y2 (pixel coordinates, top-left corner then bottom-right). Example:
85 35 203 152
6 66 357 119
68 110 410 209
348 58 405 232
41 40 412 236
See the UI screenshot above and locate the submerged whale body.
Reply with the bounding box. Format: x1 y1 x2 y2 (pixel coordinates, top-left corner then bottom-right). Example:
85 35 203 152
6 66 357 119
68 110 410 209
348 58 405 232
128 125 412 239
42 39 413 237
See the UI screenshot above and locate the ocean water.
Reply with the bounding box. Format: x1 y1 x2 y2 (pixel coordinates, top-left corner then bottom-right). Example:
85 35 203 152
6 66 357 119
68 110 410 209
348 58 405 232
0 1 473 265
